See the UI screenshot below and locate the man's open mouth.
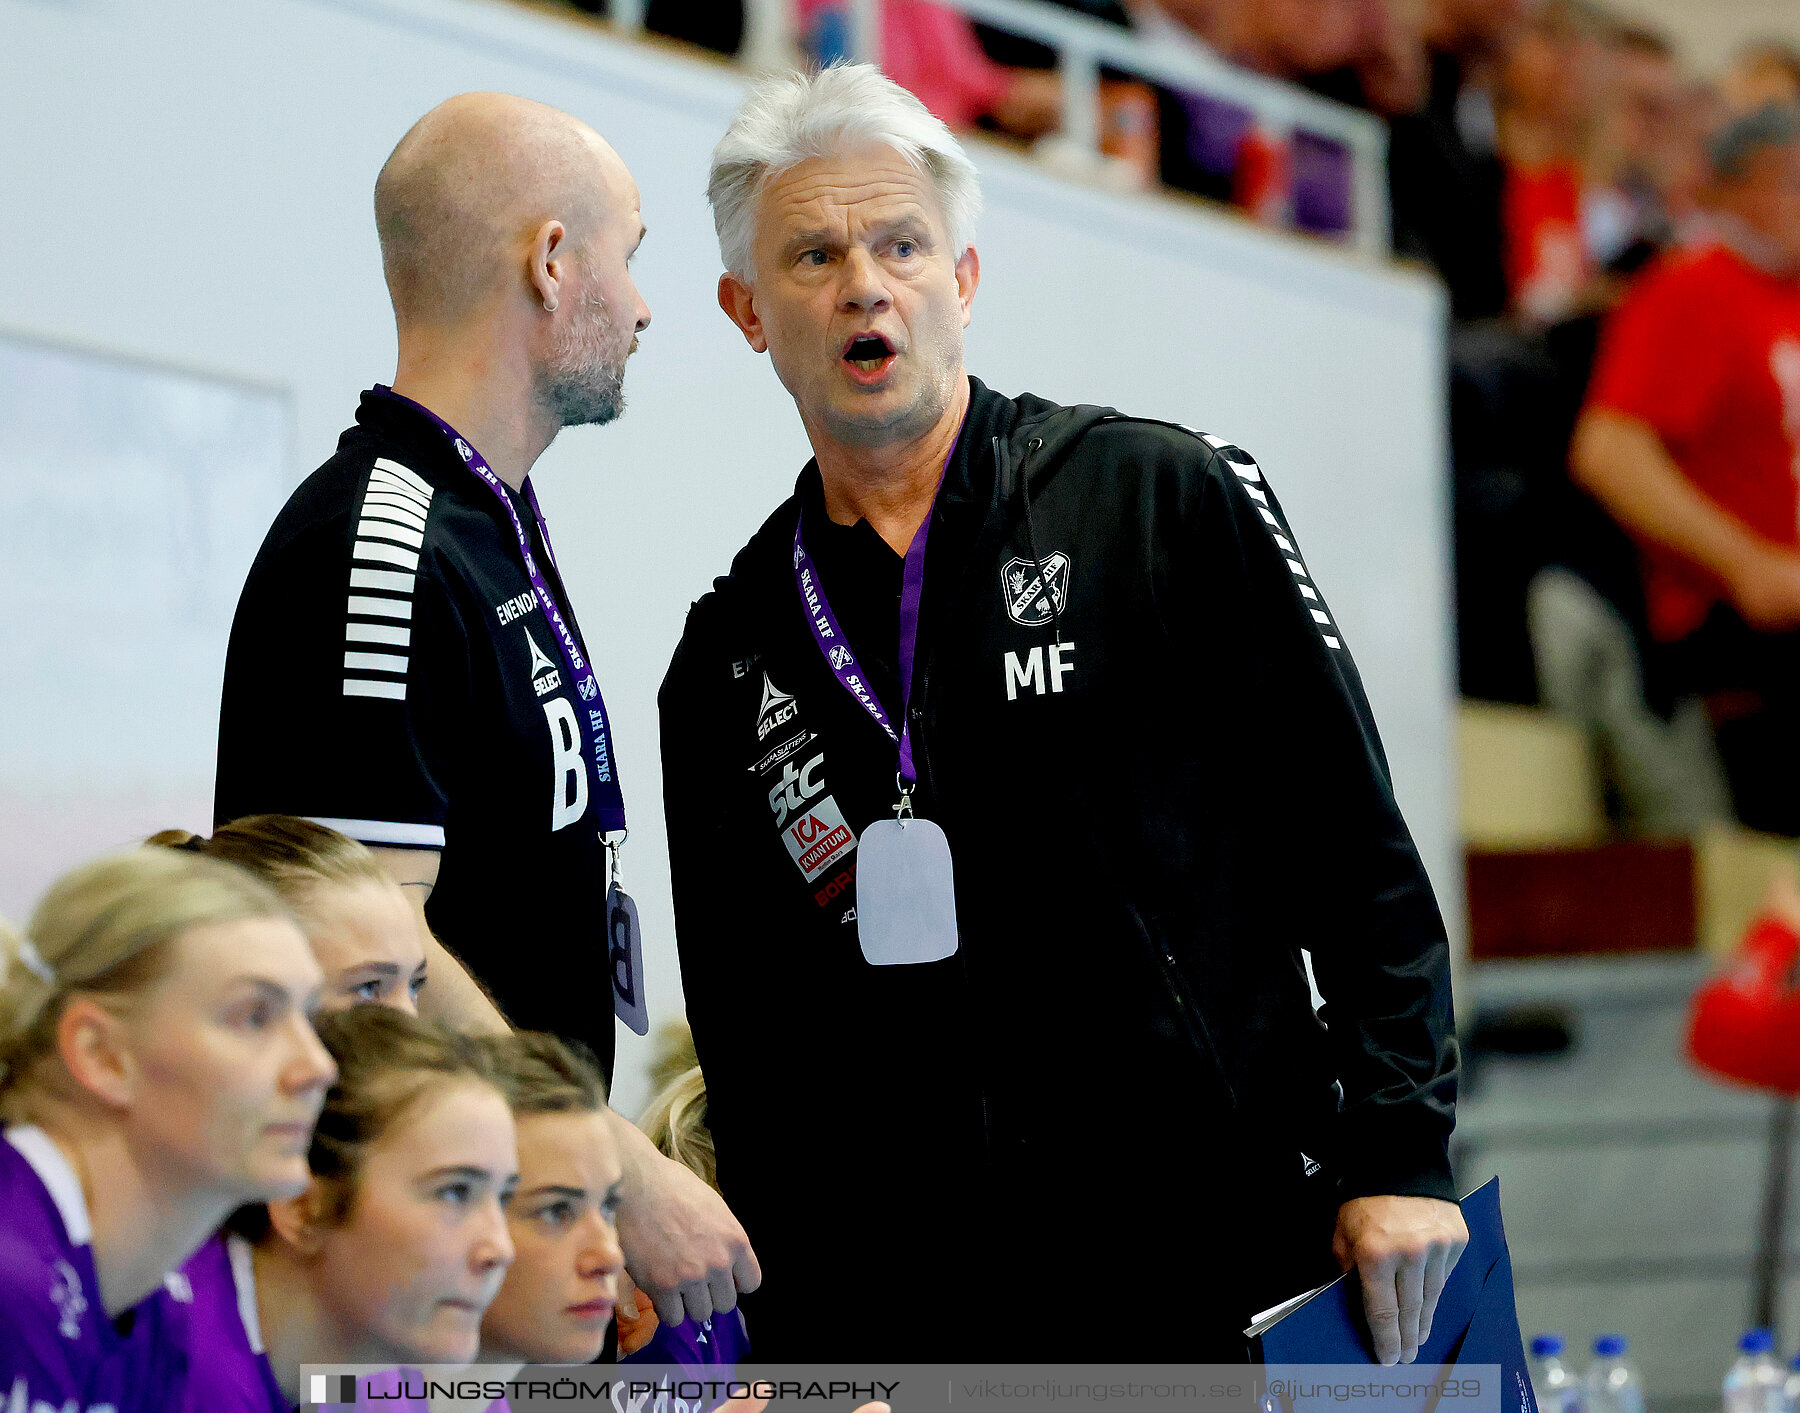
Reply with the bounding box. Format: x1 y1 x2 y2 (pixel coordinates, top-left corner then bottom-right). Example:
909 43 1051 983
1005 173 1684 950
842 332 896 373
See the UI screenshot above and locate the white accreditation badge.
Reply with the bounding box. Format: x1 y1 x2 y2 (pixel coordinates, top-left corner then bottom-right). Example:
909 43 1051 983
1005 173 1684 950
855 812 959 965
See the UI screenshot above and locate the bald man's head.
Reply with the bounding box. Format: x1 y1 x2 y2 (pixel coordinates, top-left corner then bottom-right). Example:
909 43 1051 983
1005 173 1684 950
375 92 625 327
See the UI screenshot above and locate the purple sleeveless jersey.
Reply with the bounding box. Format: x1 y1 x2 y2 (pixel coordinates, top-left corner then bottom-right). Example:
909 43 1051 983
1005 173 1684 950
0 1126 194 1413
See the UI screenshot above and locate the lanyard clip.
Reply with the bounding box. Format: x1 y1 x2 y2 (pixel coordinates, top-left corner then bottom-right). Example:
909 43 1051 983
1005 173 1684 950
893 775 915 821
604 829 628 887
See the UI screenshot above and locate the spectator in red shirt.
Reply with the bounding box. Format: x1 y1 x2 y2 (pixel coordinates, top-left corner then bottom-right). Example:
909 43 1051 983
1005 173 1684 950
1572 104 1800 832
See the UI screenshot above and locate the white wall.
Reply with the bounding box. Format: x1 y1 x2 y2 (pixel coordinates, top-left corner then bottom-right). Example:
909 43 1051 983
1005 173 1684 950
0 0 1457 1113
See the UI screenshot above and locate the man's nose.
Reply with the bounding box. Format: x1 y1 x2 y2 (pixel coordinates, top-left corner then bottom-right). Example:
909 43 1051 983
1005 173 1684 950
838 247 890 313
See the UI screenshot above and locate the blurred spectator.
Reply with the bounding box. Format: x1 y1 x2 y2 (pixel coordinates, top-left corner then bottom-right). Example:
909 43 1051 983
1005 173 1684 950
1571 106 1800 834
1496 0 1612 323
1386 0 1529 321
1134 0 1364 236
1723 41 1800 118
799 0 1063 138
1584 26 1684 271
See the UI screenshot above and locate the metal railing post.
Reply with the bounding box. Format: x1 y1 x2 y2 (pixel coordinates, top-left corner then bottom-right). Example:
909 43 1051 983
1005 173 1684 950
847 0 880 65
608 0 644 37
1060 39 1099 159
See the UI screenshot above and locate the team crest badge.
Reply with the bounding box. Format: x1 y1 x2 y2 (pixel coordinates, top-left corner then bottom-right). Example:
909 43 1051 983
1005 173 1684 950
1001 552 1070 627
50 1259 86 1340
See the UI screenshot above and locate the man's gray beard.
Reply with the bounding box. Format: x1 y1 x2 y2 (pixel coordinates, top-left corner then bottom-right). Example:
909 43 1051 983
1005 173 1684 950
539 289 627 428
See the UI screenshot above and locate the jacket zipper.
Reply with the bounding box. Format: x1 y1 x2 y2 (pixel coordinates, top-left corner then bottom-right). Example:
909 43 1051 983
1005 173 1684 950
911 447 994 1163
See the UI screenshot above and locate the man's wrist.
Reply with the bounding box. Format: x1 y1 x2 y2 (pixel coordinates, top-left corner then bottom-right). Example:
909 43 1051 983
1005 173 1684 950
604 1105 663 1192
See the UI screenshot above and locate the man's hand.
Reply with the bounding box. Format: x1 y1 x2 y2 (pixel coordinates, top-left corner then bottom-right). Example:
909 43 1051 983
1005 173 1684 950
1726 542 1800 633
609 1113 761 1326
1332 1195 1468 1365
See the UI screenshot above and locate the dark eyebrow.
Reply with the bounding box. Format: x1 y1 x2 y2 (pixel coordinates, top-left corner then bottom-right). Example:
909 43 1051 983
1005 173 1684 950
520 1183 587 1202
422 1165 494 1185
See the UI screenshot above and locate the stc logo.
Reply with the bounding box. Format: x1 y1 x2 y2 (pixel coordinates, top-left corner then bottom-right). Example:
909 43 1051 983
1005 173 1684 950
768 753 827 828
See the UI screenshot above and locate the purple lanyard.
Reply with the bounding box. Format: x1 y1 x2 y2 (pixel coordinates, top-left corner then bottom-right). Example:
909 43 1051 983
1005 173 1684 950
373 386 625 832
792 457 950 792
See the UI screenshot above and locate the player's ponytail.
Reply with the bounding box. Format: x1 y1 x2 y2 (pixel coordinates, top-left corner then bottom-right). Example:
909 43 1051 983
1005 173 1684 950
0 849 291 1119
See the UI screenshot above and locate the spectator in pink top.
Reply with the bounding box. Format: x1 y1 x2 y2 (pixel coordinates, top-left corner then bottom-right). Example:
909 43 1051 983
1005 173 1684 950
798 0 1062 138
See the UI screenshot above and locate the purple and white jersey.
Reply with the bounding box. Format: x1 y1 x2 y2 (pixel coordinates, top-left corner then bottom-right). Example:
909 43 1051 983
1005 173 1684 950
179 1234 437 1412
0 1125 193 1413
177 1233 286 1413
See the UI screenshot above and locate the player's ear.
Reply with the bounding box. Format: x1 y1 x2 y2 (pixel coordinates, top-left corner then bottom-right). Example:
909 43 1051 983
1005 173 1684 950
266 1184 331 1258
955 246 980 328
718 273 767 354
529 219 568 314
55 997 137 1110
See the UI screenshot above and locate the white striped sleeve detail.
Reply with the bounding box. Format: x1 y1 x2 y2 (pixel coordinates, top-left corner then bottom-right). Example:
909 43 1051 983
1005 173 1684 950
348 594 413 620
373 458 434 496
344 466 434 698
368 478 430 512
344 650 409 674
362 492 430 523
357 517 425 549
343 678 408 700
347 622 411 647
304 816 445 848
1197 436 1344 654
354 540 420 572
349 567 415 594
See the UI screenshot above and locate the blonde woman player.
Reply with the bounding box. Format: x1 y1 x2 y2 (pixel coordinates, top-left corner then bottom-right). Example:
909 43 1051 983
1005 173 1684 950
0 848 336 1412
150 815 428 1014
178 1005 518 1412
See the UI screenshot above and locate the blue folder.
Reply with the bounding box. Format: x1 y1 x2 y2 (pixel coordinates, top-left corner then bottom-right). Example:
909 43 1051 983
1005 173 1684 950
1255 1178 1538 1413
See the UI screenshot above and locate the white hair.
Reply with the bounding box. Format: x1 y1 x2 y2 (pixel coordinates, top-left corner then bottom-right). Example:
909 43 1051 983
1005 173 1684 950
707 63 983 279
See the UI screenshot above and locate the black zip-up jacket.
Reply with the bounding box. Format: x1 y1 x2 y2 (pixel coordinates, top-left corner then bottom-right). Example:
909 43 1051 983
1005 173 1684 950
660 378 1457 1359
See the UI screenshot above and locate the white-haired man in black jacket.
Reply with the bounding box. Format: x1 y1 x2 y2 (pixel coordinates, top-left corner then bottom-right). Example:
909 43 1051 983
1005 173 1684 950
660 63 1465 1363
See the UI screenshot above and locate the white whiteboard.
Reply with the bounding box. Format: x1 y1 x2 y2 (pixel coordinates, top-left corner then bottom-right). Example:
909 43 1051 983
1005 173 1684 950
0 333 292 922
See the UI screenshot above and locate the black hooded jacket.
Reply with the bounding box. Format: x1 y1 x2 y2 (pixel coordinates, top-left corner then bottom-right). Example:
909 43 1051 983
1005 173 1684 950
659 377 1457 1359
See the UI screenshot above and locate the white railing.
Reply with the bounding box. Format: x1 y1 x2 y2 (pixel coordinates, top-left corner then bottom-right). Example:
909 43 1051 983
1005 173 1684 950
609 0 1392 257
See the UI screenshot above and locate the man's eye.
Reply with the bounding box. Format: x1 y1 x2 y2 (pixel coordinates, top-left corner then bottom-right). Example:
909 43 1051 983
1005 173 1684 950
802 250 828 266
893 240 916 258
